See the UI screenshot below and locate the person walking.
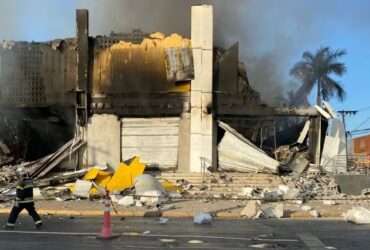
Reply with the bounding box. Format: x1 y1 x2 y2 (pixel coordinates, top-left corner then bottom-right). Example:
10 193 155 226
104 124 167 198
4 166 42 229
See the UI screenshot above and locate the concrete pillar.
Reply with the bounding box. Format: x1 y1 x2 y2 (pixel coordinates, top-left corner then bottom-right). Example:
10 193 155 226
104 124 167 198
190 5 216 172
86 114 121 169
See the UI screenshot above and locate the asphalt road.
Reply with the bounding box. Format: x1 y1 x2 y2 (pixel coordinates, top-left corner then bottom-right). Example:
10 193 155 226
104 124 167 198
0 215 369 250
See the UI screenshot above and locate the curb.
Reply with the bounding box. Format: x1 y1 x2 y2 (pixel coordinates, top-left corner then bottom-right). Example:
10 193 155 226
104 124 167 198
0 208 344 219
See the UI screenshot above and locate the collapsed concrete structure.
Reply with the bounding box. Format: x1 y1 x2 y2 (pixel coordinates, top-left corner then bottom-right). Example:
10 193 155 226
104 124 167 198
0 5 344 177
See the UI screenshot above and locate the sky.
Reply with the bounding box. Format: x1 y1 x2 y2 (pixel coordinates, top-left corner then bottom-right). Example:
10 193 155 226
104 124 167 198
0 0 369 135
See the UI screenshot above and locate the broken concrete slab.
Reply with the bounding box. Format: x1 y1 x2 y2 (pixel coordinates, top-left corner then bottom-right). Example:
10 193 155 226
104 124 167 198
118 196 135 207
240 201 261 219
344 207 370 224
321 119 347 174
218 122 279 173
335 175 370 195
135 175 165 194
262 204 284 218
73 180 92 198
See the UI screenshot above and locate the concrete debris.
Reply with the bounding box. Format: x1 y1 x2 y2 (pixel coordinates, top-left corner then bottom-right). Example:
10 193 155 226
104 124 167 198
344 207 370 224
135 200 144 207
335 175 370 196
135 174 167 205
240 201 262 219
33 188 43 200
286 153 310 179
309 210 320 218
323 200 337 206
135 174 166 195
283 173 340 200
262 204 284 218
239 187 257 198
193 212 213 225
139 190 167 205
73 180 92 198
263 190 283 202
118 196 135 207
321 119 347 173
110 194 122 203
301 205 312 211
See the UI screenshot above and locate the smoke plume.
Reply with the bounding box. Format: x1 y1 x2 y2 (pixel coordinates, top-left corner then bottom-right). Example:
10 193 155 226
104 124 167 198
1 0 370 105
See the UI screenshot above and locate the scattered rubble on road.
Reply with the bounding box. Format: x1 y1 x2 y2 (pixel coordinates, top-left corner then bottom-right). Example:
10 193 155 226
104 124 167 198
193 212 213 225
344 207 370 224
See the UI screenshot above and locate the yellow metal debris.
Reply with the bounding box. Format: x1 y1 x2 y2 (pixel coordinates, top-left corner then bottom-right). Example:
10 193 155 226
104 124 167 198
106 156 145 192
160 180 180 193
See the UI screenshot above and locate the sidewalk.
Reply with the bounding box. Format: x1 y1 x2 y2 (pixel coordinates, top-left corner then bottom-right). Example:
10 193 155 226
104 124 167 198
1 199 368 219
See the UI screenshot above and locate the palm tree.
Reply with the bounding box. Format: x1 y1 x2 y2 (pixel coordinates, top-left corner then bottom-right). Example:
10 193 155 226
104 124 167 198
290 47 347 106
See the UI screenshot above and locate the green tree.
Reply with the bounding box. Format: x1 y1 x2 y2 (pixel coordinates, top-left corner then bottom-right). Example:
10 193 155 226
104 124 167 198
290 47 347 106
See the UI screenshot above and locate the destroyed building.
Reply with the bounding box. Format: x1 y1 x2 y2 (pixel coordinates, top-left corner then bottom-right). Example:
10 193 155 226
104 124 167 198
0 6 344 178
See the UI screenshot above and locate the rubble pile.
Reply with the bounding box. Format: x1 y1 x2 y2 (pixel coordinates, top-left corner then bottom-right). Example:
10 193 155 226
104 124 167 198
0 141 14 167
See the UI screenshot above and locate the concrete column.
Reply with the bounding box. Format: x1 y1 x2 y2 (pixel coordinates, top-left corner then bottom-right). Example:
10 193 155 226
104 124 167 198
190 5 216 172
86 114 121 169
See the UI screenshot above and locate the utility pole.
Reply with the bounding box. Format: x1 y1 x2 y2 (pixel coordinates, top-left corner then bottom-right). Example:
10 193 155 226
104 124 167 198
338 110 358 163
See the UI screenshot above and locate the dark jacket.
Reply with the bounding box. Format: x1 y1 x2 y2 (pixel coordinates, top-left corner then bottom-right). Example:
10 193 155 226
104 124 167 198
15 177 34 204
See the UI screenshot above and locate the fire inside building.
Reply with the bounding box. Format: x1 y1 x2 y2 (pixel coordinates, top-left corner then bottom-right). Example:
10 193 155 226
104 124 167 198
0 6 347 177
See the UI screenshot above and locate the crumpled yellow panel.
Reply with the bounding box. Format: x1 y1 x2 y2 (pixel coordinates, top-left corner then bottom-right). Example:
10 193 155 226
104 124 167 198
106 156 145 192
128 157 146 181
83 167 100 180
160 180 182 193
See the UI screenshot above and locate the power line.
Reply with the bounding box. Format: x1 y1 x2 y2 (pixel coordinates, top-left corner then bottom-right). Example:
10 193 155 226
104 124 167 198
354 116 370 130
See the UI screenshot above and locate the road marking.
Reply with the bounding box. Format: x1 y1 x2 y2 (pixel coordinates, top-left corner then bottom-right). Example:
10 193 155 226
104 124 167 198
298 233 327 249
0 230 96 236
123 233 298 242
0 230 298 243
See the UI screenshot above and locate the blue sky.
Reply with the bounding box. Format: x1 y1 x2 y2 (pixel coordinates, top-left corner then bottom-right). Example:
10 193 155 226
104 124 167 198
0 0 369 135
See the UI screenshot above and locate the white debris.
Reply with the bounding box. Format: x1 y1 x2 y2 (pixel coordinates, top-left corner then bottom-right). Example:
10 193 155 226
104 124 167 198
193 212 213 225
135 200 144 207
110 194 123 203
294 200 303 205
73 180 92 198
118 196 135 207
278 185 290 194
33 188 43 200
262 204 284 218
301 205 312 211
249 243 275 249
309 210 320 218
344 207 370 224
139 190 167 205
241 201 262 219
239 187 256 197
323 200 337 206
168 192 182 199
135 174 166 194
135 174 167 205
159 217 169 224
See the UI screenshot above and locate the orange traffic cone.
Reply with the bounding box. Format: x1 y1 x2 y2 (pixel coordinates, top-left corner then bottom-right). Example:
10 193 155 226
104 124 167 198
97 191 119 240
